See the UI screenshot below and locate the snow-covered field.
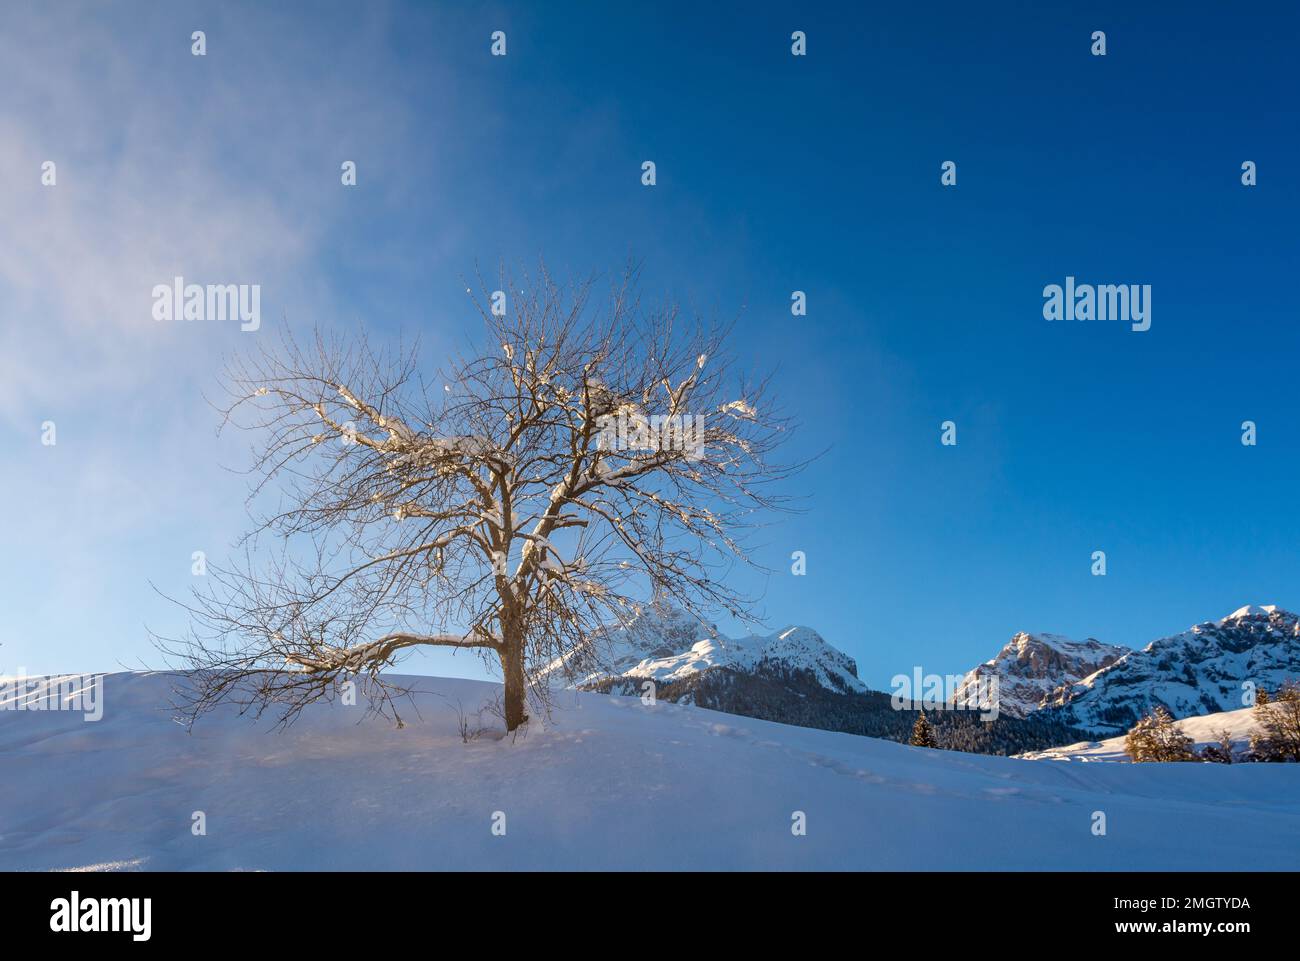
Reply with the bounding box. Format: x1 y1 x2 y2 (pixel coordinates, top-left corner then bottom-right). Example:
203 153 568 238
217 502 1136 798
2 672 1297 871
1019 706 1261 762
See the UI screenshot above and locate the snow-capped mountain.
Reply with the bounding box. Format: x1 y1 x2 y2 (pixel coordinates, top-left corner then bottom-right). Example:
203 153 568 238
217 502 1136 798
1044 605 1300 735
557 601 1300 750
952 631 1129 718
550 602 1089 755
550 600 866 696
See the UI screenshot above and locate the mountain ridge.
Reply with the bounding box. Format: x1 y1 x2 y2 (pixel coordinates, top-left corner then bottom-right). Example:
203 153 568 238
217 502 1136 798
558 602 1090 755
951 631 1129 718
563 601 1300 750
1040 604 1300 734
546 600 867 697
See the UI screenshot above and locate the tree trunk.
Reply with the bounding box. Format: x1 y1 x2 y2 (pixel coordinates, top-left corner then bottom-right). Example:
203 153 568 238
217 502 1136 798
500 641 528 732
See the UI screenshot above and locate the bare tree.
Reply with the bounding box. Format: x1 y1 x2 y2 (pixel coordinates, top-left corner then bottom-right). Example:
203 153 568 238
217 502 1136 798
158 264 803 732
1124 706 1195 762
1249 679 1300 761
1199 727 1235 763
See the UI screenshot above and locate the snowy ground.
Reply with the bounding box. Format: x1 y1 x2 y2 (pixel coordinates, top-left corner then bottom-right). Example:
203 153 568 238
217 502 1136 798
1019 706 1261 762
2 672 1297 870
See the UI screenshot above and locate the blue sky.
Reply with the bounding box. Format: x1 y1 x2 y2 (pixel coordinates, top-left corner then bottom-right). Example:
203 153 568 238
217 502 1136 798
1 1 1297 689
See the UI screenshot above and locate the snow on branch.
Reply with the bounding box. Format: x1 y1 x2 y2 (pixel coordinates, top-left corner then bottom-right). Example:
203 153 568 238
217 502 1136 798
159 263 807 731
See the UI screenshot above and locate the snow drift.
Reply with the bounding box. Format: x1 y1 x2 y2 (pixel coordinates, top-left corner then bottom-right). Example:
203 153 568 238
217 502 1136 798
2 671 1298 870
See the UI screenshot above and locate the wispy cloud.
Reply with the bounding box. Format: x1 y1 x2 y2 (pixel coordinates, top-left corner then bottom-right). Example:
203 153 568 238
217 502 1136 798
0 2 421 670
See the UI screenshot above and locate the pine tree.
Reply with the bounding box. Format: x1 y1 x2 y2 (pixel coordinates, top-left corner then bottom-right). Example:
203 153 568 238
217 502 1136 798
910 710 937 748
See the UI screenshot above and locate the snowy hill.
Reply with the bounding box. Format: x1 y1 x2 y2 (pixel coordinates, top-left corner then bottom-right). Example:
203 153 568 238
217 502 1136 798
1019 705 1261 762
2 671 1298 870
1046 605 1300 735
952 631 1129 718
